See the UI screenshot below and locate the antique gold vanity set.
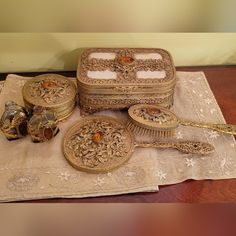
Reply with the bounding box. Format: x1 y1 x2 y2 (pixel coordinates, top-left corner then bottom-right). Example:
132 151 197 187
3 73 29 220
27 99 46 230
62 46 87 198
1 48 236 173
22 74 77 121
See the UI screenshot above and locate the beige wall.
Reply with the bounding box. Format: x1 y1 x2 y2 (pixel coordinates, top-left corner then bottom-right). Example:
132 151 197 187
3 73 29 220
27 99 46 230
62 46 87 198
0 33 236 73
0 0 235 32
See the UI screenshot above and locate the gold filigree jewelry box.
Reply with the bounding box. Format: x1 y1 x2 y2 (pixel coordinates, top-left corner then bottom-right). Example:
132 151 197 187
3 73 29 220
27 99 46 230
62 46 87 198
77 48 176 114
22 74 77 121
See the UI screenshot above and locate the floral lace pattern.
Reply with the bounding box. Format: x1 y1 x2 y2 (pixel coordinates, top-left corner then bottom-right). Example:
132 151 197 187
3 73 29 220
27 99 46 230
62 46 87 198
7 173 39 192
0 73 235 202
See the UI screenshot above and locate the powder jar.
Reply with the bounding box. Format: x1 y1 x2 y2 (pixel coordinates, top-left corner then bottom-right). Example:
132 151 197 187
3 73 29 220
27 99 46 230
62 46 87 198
22 74 77 121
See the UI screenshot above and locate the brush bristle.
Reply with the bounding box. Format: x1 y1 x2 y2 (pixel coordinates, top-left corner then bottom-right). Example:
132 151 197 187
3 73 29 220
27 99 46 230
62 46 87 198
126 121 174 139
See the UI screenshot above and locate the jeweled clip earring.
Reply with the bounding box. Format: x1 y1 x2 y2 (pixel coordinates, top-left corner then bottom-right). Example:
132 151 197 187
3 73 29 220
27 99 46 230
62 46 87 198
27 106 59 143
0 101 29 140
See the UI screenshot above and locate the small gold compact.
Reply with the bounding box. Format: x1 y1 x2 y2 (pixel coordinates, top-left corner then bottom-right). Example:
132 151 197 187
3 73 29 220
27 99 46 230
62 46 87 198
63 116 214 173
22 74 77 121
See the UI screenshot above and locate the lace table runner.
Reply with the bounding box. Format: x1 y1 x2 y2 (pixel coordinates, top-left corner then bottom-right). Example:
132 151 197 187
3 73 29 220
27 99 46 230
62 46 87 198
0 72 235 202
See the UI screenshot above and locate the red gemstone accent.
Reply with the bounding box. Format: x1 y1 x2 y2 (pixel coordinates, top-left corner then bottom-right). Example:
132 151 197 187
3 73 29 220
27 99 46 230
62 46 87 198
147 108 161 116
118 56 134 65
93 131 103 143
42 81 57 89
44 127 53 140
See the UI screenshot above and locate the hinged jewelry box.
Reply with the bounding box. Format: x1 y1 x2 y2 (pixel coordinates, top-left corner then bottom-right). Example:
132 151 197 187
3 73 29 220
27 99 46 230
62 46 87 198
77 48 176 114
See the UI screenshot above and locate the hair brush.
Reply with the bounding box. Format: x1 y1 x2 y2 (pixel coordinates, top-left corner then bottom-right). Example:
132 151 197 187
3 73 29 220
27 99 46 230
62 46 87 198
127 104 236 138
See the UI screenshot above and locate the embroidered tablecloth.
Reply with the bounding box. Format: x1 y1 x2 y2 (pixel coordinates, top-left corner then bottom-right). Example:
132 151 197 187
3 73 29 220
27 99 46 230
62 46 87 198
0 72 235 202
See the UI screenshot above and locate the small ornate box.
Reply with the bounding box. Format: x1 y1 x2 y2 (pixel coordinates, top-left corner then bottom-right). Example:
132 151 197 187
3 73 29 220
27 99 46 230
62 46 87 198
22 74 77 121
77 48 176 114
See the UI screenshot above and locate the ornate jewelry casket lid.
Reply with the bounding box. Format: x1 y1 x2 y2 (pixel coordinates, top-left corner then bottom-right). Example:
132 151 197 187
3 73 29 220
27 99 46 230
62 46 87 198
77 48 176 94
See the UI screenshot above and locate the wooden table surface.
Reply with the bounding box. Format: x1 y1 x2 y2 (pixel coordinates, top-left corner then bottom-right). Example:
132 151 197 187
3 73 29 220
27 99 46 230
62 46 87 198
1 65 236 202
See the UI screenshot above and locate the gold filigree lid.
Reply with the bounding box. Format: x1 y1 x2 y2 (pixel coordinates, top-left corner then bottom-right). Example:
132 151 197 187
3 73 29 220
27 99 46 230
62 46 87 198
128 104 179 131
63 116 135 173
77 48 176 93
22 74 77 109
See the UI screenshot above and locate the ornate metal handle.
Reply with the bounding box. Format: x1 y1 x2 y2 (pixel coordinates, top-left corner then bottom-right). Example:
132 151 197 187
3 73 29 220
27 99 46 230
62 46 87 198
179 120 236 135
135 141 214 155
